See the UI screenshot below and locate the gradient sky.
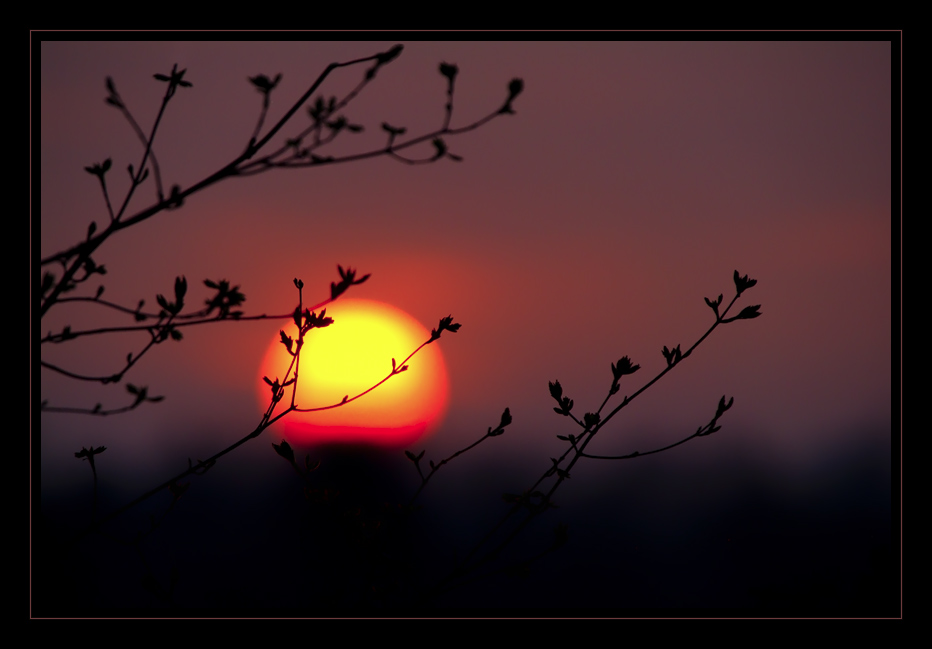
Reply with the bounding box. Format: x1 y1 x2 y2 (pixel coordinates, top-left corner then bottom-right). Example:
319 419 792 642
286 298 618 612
37 38 897 614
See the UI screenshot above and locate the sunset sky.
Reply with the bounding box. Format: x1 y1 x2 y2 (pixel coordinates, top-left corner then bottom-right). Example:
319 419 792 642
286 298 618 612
36 37 897 614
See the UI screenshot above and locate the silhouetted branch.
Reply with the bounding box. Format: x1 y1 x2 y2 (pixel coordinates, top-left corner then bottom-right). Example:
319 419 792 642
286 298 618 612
106 75 165 202
407 407 512 504
40 268 355 418
429 272 760 600
41 305 181 385
42 383 163 416
291 313 461 413
75 445 106 522
85 159 116 221
40 45 521 330
41 45 520 427
581 395 735 460
235 67 515 174
72 278 456 546
39 310 295 343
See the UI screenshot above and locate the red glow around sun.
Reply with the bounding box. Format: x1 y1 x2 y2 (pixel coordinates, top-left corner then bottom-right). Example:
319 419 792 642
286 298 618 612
257 299 449 449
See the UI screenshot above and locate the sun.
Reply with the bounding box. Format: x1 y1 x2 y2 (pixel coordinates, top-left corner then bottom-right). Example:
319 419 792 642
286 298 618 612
257 298 449 449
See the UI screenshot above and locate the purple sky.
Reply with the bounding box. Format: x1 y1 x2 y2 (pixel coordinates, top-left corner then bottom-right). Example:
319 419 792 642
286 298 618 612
37 38 896 612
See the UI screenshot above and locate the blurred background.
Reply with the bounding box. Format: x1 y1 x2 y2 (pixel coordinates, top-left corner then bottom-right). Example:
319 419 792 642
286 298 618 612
37 39 896 615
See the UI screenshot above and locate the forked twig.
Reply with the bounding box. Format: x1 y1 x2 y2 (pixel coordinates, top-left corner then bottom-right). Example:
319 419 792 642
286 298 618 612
423 271 760 601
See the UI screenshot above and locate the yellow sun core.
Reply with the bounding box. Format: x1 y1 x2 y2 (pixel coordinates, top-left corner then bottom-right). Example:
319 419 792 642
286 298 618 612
257 298 449 449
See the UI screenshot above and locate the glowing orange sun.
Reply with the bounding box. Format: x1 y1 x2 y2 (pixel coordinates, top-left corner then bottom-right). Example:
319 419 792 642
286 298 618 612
257 298 449 449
